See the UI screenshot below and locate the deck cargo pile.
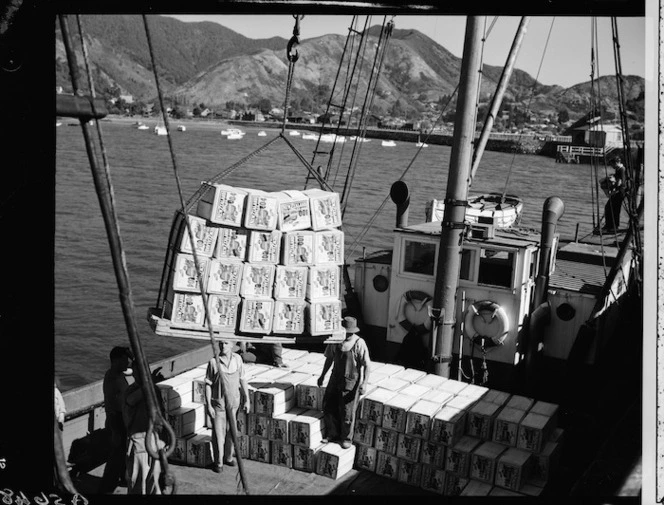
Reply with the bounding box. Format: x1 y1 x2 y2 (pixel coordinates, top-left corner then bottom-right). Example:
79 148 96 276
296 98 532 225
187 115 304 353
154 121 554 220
160 185 345 340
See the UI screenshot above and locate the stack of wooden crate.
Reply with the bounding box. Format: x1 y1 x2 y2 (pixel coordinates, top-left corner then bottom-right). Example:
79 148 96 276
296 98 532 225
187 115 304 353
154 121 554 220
163 184 346 338
352 368 563 496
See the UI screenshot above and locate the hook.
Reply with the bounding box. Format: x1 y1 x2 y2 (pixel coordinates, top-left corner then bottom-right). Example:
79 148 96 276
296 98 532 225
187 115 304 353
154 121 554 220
287 15 304 63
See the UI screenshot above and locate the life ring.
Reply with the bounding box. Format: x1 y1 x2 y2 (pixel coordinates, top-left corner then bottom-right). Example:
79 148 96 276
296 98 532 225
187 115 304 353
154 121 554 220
399 290 433 331
463 300 509 346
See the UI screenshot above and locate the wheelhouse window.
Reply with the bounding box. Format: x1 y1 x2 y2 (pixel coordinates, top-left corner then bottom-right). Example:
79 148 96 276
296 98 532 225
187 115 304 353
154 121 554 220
477 248 514 288
403 240 436 276
460 249 475 281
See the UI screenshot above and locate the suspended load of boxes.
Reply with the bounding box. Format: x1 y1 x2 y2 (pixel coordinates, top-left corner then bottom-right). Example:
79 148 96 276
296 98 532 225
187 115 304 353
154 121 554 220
157 348 563 494
161 184 345 338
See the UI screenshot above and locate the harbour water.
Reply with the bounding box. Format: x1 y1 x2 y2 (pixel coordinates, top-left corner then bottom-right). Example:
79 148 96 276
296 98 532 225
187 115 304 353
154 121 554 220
55 119 602 392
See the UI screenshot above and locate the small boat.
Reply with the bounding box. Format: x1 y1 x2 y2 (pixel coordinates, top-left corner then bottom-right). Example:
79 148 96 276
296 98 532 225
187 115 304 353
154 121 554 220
289 130 300 136
425 193 524 228
137 124 149 130
177 125 186 132
154 126 167 136
350 136 371 143
301 133 318 140
221 128 245 136
258 131 267 137
227 132 243 140
382 140 397 147
318 133 336 143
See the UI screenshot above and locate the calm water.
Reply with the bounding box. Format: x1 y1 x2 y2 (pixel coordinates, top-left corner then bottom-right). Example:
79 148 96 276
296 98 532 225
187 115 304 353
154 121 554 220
55 120 598 391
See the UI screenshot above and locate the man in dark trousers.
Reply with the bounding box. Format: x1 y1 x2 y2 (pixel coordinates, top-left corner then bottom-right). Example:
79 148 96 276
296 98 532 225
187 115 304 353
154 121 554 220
602 157 627 232
99 346 134 493
318 316 371 449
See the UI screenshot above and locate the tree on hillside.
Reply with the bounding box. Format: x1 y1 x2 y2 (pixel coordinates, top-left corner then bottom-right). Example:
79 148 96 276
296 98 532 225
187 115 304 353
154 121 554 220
557 109 570 124
258 98 272 115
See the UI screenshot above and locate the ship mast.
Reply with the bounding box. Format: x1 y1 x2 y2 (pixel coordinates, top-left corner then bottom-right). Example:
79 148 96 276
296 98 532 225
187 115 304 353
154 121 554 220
431 17 484 377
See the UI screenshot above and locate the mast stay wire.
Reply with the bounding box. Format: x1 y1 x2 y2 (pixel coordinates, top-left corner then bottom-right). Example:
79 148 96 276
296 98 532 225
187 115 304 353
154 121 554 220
142 15 250 494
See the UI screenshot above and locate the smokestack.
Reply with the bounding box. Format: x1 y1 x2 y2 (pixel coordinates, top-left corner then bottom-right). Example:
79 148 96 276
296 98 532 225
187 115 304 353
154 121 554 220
533 197 565 308
390 181 410 228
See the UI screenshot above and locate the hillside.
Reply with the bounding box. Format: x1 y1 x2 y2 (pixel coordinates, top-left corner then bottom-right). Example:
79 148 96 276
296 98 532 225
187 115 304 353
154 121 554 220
55 15 645 125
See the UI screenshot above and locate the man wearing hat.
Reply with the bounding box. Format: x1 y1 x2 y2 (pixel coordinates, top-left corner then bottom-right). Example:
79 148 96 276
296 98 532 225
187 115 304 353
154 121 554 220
602 157 627 232
318 316 371 449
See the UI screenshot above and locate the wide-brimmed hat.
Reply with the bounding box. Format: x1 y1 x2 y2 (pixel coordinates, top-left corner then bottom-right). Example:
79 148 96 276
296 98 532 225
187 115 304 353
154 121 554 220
342 316 360 334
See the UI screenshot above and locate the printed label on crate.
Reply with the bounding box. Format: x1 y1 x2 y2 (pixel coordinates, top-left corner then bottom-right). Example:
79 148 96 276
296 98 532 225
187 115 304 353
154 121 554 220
240 264 276 298
305 189 342 231
171 436 190 463
274 265 308 299
275 190 312 232
236 410 247 435
282 230 315 266
244 190 278 231
249 436 271 463
173 254 209 292
187 434 214 467
237 434 250 459
493 407 526 446
470 443 505 483
517 412 551 453
397 434 422 462
270 441 293 468
420 442 446 468
307 299 342 336
421 465 446 494
192 379 206 404
180 214 218 257
355 444 377 472
431 407 466 446
206 259 242 295
272 299 307 334
443 473 469 496
171 293 205 326
215 226 248 261
313 229 344 265
248 413 270 438
398 460 422 486
206 294 239 331
293 445 321 472
352 420 375 446
374 427 399 455
247 230 282 264
307 265 341 300
495 449 532 491
376 451 399 480
239 298 274 334
197 183 247 227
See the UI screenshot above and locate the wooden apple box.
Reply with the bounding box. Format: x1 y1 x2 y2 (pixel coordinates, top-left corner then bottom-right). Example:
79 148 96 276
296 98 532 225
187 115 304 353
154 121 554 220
281 348 309 360
493 407 527 447
313 229 344 265
236 434 250 460
186 431 214 468
517 412 553 453
179 214 218 258
530 401 559 428
494 447 533 491
247 413 271 439
307 299 342 336
191 379 206 404
528 441 560 487
505 394 534 412
431 406 467 446
375 377 410 393
419 441 446 468
374 363 405 376
197 183 247 227
352 419 376 446
373 426 399 455
172 253 209 293
206 294 240 331
274 265 308 299
443 472 470 496
304 188 342 231
243 189 279 231
456 383 490 401
292 361 321 375
168 403 205 437
306 265 341 300
302 351 326 364
445 436 481 477
274 190 312 232
268 407 304 443
399 383 431 399
375 451 400 480
420 464 446 494
437 379 469 396
240 263 276 298
360 387 398 424
392 368 428 383
354 443 378 472
415 373 449 389
366 371 390 386
469 441 507 483
170 434 193 463
398 459 423 487
236 409 247 436
254 383 295 416
466 400 501 441
483 389 511 406
214 226 248 261
316 443 356 480
296 375 326 411
382 394 419 432
282 230 315 267
396 433 422 462
459 479 493 496
247 230 282 264
405 399 441 439
293 444 324 473
272 299 307 335
253 367 293 383
270 440 294 468
445 394 478 412
239 297 274 334
290 409 324 448
249 435 271 463
157 375 195 411
206 259 243 295
420 388 454 407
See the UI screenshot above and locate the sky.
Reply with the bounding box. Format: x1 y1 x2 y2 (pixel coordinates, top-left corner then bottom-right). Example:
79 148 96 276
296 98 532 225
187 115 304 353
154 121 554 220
167 15 646 89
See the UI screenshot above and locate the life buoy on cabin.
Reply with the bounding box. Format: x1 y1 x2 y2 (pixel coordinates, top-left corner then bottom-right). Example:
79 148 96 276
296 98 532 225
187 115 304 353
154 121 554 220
398 290 433 331
463 300 510 346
